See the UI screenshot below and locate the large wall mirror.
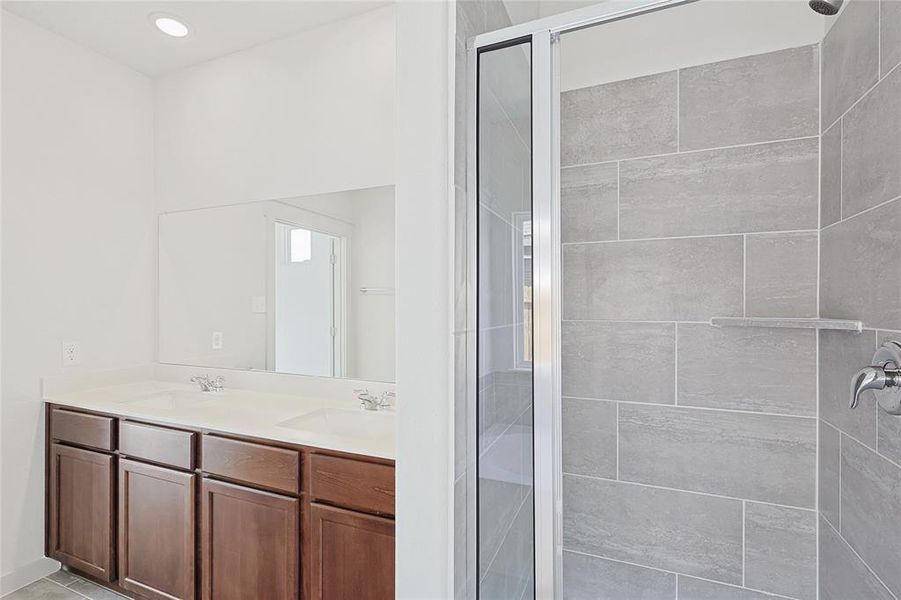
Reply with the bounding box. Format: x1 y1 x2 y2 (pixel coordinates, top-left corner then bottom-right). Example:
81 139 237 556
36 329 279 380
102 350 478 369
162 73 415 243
159 185 395 382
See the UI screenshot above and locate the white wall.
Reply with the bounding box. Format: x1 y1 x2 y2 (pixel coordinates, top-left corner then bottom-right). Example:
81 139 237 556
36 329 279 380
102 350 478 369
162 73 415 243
395 0 453 597
0 11 155 592
560 0 825 90
154 5 396 213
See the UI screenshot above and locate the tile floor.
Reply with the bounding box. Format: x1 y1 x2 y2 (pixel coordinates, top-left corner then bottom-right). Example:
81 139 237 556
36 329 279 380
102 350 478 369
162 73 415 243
3 570 131 600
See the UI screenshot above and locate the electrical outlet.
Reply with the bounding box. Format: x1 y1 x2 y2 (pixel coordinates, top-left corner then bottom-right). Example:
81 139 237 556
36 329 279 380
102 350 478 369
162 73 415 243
61 342 80 366
211 331 223 350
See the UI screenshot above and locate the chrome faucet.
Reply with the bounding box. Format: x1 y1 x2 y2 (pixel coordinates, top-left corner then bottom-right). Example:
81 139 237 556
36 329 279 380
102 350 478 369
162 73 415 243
850 341 901 415
191 375 224 393
355 389 394 411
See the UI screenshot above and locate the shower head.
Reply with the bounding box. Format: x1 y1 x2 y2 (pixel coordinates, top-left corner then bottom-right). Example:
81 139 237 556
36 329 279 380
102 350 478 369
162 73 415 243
809 0 843 16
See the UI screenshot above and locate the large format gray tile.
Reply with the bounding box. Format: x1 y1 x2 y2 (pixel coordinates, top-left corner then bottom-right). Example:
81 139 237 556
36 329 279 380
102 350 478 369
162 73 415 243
679 45 819 150
618 404 816 506
563 551 676 600
67 580 128 600
822 0 880 128
881 0 901 77
820 420 841 528
821 199 901 330
677 324 816 416
563 475 743 583
841 64 901 218
561 71 677 166
562 321 675 403
619 138 818 239
45 571 80 587
840 434 901 597
821 120 843 226
745 232 818 318
877 406 901 465
818 329 879 445
677 577 793 600
561 163 618 243
744 503 817 600
3 580 84 600
563 236 743 321
562 398 617 478
819 517 895 600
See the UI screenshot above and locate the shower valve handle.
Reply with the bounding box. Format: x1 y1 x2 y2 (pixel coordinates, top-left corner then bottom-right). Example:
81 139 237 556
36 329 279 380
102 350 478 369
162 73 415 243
849 341 901 415
850 366 900 409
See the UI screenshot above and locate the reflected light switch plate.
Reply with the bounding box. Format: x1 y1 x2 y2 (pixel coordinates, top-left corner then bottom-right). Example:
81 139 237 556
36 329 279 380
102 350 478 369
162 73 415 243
251 296 267 314
211 331 223 350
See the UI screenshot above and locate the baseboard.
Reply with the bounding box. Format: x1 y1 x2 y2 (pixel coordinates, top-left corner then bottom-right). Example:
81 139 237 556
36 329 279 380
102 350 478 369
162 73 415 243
0 557 60 597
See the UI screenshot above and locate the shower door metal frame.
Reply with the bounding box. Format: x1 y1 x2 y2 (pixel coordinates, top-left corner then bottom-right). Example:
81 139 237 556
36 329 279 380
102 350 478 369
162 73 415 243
467 1 697 597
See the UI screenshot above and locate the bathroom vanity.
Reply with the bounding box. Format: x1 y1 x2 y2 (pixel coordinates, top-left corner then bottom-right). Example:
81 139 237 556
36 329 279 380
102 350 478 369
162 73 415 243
42 382 395 600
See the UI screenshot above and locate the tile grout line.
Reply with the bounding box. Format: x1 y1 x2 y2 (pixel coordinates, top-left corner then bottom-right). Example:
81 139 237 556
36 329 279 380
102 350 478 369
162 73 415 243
561 394 818 420
742 234 747 317
616 161 621 240
562 548 801 600
816 37 822 600
821 414 901 470
564 471 817 512
741 500 747 587
821 516 899 600
615 400 620 480
822 55 901 134
810 192 901 232
561 134 819 171
676 68 681 152
673 323 679 406
562 227 820 246
42 577 92 600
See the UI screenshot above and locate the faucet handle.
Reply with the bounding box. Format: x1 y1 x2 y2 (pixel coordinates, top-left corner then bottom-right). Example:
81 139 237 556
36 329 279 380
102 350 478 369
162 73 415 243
849 341 901 414
850 366 890 408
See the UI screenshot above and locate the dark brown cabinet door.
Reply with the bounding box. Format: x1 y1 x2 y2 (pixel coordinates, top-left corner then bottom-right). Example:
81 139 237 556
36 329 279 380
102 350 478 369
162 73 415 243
118 459 196 600
48 443 115 581
200 478 299 600
309 503 395 600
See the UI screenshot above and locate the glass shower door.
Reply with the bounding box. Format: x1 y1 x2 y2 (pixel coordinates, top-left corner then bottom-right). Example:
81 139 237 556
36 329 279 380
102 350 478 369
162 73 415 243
476 39 534 600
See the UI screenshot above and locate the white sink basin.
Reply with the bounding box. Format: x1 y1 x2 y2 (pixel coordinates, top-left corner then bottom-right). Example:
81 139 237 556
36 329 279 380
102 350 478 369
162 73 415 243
116 389 217 410
277 408 394 438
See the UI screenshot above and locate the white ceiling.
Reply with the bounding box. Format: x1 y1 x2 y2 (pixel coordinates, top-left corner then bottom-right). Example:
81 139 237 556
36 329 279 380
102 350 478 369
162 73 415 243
1 1 391 77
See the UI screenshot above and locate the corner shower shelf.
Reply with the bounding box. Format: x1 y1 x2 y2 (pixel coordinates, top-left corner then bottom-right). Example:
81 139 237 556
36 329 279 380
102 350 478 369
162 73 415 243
709 317 863 332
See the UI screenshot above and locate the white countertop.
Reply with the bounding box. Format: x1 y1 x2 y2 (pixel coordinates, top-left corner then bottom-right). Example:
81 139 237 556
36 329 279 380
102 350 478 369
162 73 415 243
44 380 395 460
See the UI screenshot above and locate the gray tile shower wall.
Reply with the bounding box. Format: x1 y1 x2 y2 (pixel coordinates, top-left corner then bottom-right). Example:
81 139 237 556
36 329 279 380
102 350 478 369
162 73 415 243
817 2 901 600
561 42 822 600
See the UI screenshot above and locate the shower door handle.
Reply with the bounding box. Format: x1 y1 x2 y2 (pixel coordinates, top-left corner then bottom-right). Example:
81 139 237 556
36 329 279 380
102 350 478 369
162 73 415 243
850 341 901 415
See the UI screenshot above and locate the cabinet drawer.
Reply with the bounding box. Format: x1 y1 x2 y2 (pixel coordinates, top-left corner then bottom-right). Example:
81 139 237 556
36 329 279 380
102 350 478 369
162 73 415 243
308 454 395 516
120 421 195 471
51 408 114 451
201 435 299 495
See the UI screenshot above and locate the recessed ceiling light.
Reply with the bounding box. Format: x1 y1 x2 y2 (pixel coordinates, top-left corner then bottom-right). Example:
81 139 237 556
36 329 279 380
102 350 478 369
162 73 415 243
152 15 189 38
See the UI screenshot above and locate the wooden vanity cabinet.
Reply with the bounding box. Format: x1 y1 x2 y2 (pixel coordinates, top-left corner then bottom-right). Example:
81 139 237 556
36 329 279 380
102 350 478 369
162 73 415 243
309 504 395 600
47 443 116 582
118 459 196 600
200 478 300 600
47 405 395 600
